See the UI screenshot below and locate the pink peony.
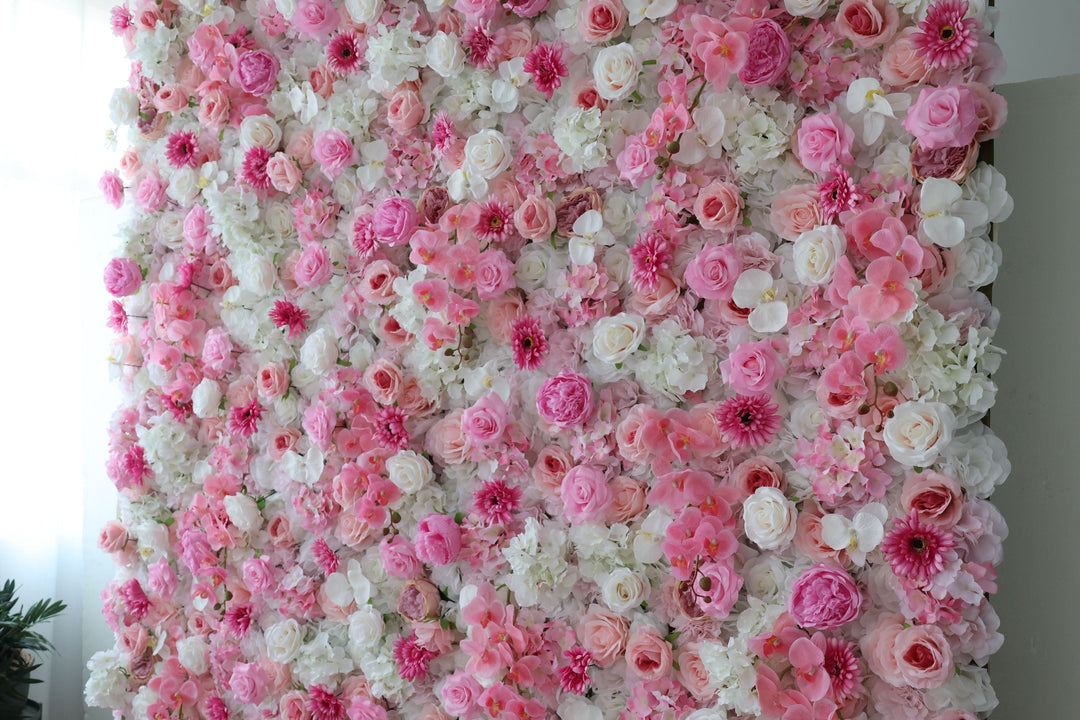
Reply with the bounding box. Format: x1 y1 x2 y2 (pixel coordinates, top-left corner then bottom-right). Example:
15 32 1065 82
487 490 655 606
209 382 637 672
738 18 791 87
414 514 462 566
104 257 142 297
536 369 595 428
233 49 280 95
373 197 420 247
788 563 862 631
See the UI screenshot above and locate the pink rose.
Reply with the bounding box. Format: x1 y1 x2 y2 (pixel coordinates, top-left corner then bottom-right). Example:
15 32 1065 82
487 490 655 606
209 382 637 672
967 82 1008 142
197 86 231 130
414 514 462 566
880 27 929 89
387 86 427 135
561 465 613 524
514 194 557 240
901 471 963 527
399 579 442 622
380 535 422 579
903 85 981 150
104 257 142 297
460 393 508 446
280 693 312 720
475 249 516 300
536 369 595 428
230 662 268 704
731 455 786 500
359 259 402 305
363 359 403 406
201 328 234 374
893 624 953 688
373 197 420 246
233 49 279 95
100 171 124 209
98 520 128 554
267 153 302 194
684 243 741 300
617 135 659 187
788 563 862 630
738 18 791 87
505 0 550 19
302 402 336 452
495 22 536 59
153 84 188 113
795 112 855 175
677 643 714 701
312 128 357 180
615 404 661 464
770 184 824 241
625 626 673 681
257 364 289 399
294 243 333 288
608 476 647 524
267 427 301 462
440 671 483 719
720 339 784 395
577 0 625 44
835 0 899 49
483 293 524 344
693 180 744 231
426 410 471 466
242 556 273 594
292 0 340 41
532 444 573 497
578 606 629 668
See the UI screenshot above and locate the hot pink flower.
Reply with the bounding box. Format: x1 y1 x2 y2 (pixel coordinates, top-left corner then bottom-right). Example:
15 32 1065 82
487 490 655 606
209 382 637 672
269 299 310 339
104 257 143 297
536 369 594 428
817 166 861 221
523 42 568 99
738 18 791 87
854 323 907 373
327 31 362 74
715 394 781 450
629 231 672 291
164 130 200 169
374 406 410 451
558 646 594 695
473 477 522 525
414 513 462 565
473 199 514 243
233 48 280 95
463 24 498 69
914 0 980 69
312 128 357 180
788 563 862 631
312 537 339 575
228 399 265 438
561 465 613 524
309 685 347 720
393 632 438 681
882 510 956 584
511 315 548 370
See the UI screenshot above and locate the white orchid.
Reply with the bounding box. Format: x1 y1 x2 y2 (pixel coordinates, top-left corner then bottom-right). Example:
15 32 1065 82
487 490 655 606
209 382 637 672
820 503 889 566
732 268 789 333
918 177 989 248
569 210 614 265
845 77 911 145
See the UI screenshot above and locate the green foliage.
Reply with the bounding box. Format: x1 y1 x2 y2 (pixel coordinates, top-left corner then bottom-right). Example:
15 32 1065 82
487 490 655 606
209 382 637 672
0 580 66 707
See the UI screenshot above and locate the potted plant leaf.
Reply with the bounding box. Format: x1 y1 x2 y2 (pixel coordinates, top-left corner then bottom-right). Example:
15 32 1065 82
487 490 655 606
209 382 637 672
0 580 66 716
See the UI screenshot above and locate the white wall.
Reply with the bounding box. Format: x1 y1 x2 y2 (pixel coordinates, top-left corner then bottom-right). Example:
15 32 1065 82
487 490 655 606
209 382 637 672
997 0 1080 83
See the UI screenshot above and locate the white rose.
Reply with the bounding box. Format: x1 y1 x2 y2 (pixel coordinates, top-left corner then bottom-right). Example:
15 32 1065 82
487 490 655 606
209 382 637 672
742 555 788 600
515 243 556 293
793 225 845 286
464 129 511 179
223 493 262 534
176 636 209 674
601 567 648 612
300 328 338 375
742 487 797 551
602 245 632 289
238 255 277 296
883 401 956 467
592 313 646 364
239 114 282 151
426 31 466 78
345 0 384 23
348 606 385 652
593 43 640 101
265 619 304 664
109 88 139 126
167 169 199 207
784 0 830 17
264 201 294 235
386 450 432 494
191 378 222 419
602 191 638 239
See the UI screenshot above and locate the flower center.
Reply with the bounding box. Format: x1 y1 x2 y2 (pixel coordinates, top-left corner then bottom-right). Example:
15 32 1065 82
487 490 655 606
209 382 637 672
910 536 928 553
939 25 955 41
739 410 755 425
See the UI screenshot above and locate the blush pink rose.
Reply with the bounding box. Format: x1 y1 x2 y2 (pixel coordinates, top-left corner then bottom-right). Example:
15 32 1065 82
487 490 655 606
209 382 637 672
536 369 594 428
615 404 661 465
440 671 483 718
893 624 954 689
104 257 143 296
414 514 462 566
230 662 268 704
495 22 535 59
312 128 357 180
460 393 508 446
677 643 715 702
280 692 312 720
233 49 279 95
532 444 573 498
608 476 648 523
862 613 906 685
267 427 301 462
901 471 963 527
617 135 659 188
426 410 470 466
257 363 289 399
577 0 626 44
578 606 629 668
693 180 744 231
387 86 427 135
98 520 129 554
513 194 557 240
373 197 420 246
363 359 404 406
685 243 741 300
379 535 422 579
242 556 273 594
788 563 862 630
267 152 303 194
475 249 516 300
291 0 340 41
731 455 786 500
561 465 613 524
201 328 234 374
625 626 673 681
835 0 899 49
359 259 402 305
197 86 231 130
903 85 981 150
302 402 335 452
720 339 784 395
880 27 929 89
770 184 824 241
795 112 855 175
738 18 791 87
484 293 524 344
294 243 333 288
153 84 188 113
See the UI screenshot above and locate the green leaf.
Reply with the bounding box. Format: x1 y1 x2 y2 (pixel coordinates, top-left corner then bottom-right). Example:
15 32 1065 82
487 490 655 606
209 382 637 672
641 59 657 66
336 358 352 367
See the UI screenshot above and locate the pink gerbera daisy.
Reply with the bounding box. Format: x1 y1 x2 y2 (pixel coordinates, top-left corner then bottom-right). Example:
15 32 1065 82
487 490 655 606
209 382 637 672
164 130 200 169
523 42 568 99
914 0 980 69
393 633 437 681
229 399 265 438
375 406 410 451
474 199 514 243
463 25 498 69
558 646 594 695
327 31 362 74
818 166 861 221
269 299 310 339
822 635 864 703
473 478 523 525
511 315 548 370
239 145 273 192
715 394 781 449
308 686 347 720
882 510 956 584
628 231 672 291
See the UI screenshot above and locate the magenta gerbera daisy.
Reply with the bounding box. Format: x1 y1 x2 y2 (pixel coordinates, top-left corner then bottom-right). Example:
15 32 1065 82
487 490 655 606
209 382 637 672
882 510 956 584
511 315 548 370
375 406 411 451
463 24 498 69
818 166 861 221
239 145 273 192
523 42 569 99
628 231 672 291
164 130 200 169
327 31 362 74
473 477 523 525
715 394 782 449
393 633 437 681
307 685 347 720
475 199 514 243
269 299 310 339
822 635 864 703
914 0 980 69
229 399 265 438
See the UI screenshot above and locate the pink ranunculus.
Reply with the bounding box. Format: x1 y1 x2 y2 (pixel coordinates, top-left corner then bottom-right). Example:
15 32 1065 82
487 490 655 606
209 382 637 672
684 243 742 300
788 563 862 631
293 243 333 288
460 393 508 446
230 662 268 704
379 535 422 579
104 257 143 297
414 514 462 566
625 626 673 681
795 112 855 175
312 128 357 180
835 0 899 49
893 624 954 688
720 339 784 395
291 0 340 41
536 369 595 428
560 465 613 524
373 197 420 247
577 0 625 44
903 85 981 150
693 180 744 231
738 18 791 87
233 49 280 95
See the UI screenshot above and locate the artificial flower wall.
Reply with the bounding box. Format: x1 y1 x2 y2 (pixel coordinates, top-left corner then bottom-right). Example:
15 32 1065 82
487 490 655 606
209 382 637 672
88 0 1012 719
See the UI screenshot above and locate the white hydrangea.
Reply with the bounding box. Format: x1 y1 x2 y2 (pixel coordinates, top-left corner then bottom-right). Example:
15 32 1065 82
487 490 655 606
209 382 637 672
129 22 181 83
84 649 129 710
502 517 577 609
699 636 761 716
939 422 1011 498
365 24 426 93
552 107 609 173
634 319 712 402
293 629 356 689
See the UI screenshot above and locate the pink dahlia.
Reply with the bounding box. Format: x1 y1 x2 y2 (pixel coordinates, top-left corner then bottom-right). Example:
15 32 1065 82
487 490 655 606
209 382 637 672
818 166 861 221
914 0 980 69
393 633 437 681
239 145 273 192
628 230 672 291
524 42 569 99
463 24 498 69
229 399 265 438
511 315 548 370
308 685 347 720
558 646 594 695
327 31 362 74
473 478 523 525
715 394 781 449
431 111 456 155
882 510 956 584
351 213 377 259
164 130 200 169
475 199 514 243
375 406 411 451
269 299 310 339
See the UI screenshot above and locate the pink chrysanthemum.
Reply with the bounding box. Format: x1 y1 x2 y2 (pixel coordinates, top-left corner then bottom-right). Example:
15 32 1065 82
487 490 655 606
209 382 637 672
269 299 310 339
223 602 254 638
118 578 151 620
715 394 782 449
628 231 672 291
239 146 273 192
375 406 411 451
473 478 523 525
882 510 956 584
308 685 347 720
312 537 339 575
463 25 498 69
823 635 864 703
393 633 437 681
229 399 265 439
109 6 133 35
558 646 594 695
523 42 568 99
114 444 152 490
475 199 514 243
818 166 861 221
431 111 456 155
511 315 548 370
204 697 229 720
351 213 377 259
914 0 980 69
107 300 128 334
164 130 200 169
327 31 362 74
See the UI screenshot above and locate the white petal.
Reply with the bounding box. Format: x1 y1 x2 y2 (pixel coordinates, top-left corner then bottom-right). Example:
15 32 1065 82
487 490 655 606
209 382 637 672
569 236 596 265
920 178 963 215
573 210 603 237
749 301 788 333
820 514 852 551
921 215 966 248
732 268 774 308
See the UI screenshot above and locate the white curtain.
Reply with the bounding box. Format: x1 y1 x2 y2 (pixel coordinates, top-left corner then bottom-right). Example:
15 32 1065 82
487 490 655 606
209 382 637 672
0 1 128 718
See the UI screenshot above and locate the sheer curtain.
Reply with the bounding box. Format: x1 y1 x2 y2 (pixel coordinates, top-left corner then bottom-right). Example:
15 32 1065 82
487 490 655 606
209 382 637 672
0 1 128 718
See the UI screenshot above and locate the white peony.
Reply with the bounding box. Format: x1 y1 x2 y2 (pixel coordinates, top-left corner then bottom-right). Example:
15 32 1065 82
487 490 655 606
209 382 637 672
300 328 338 375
